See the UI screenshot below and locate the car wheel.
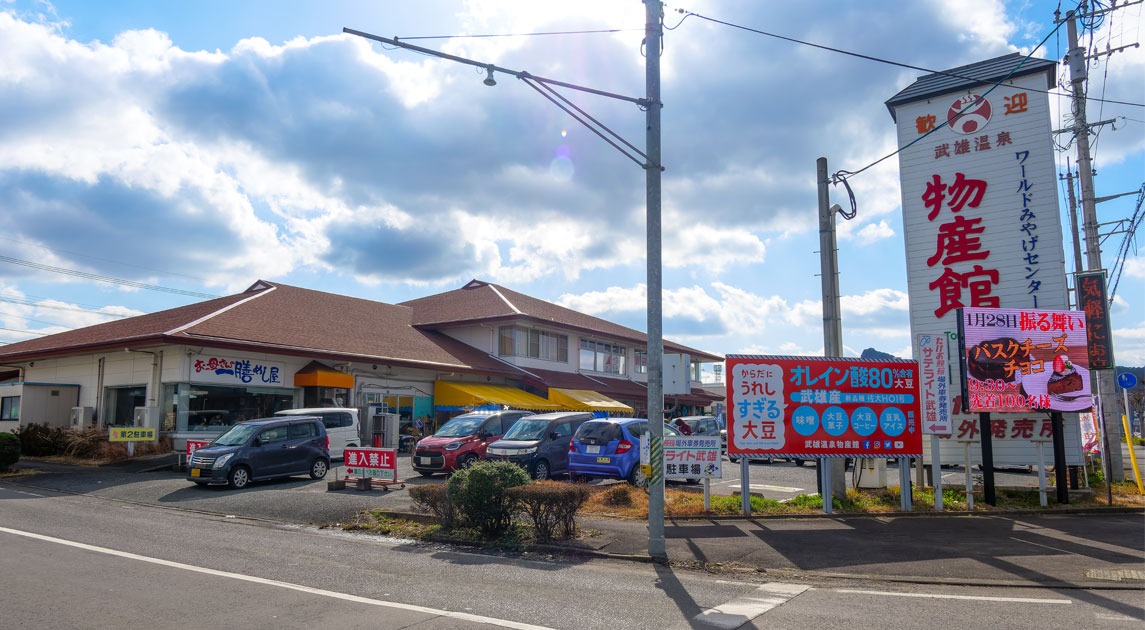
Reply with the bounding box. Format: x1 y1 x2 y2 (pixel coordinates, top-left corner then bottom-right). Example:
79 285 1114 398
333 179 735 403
228 466 251 489
309 458 329 480
794 459 806 467
459 454 478 469
531 459 551 480
627 464 647 488
571 474 590 484
418 470 436 477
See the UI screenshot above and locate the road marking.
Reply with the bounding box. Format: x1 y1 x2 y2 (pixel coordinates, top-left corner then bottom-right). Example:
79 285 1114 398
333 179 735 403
0 526 555 630
836 589 1071 604
743 484 804 493
694 582 809 628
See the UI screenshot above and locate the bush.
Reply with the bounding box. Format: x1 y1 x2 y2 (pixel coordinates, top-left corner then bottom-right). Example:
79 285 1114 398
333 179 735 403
409 483 455 528
508 481 591 542
16 423 70 457
0 432 20 472
447 460 531 536
599 484 635 508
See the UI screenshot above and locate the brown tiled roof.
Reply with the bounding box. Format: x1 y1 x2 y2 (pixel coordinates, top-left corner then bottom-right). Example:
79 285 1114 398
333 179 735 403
0 280 722 375
399 279 723 361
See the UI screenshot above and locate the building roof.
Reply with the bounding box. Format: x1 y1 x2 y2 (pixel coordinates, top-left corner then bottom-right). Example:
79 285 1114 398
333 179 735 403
885 53 1057 121
399 279 723 361
0 280 723 374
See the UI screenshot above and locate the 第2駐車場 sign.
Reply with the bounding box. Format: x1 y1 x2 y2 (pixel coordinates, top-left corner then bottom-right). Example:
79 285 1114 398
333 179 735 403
726 355 922 459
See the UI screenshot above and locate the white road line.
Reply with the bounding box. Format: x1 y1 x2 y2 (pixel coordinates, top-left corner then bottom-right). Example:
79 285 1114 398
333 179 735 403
0 526 554 630
736 484 804 493
836 589 1072 604
694 582 810 628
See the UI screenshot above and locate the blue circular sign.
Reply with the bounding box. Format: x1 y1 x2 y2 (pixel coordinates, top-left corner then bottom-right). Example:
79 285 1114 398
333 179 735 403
1117 371 1138 390
822 406 849 436
851 406 878 437
791 405 820 436
880 407 907 437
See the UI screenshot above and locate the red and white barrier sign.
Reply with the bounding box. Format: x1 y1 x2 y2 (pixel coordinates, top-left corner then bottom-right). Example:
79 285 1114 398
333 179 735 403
344 447 397 481
186 440 212 456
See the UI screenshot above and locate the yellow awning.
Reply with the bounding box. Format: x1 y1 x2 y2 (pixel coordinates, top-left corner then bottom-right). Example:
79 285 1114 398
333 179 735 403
548 388 634 413
294 362 354 388
434 381 563 411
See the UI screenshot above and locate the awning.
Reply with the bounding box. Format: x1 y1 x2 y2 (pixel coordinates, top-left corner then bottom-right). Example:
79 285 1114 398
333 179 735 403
548 388 633 413
294 361 354 388
434 381 563 411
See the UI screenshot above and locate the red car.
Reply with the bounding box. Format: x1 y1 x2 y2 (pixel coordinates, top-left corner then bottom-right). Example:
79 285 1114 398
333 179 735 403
411 410 533 476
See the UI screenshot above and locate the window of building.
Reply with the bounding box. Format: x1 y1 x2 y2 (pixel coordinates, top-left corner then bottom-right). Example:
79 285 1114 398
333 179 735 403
498 326 569 363
634 350 648 374
1 396 19 421
579 340 626 374
164 383 297 432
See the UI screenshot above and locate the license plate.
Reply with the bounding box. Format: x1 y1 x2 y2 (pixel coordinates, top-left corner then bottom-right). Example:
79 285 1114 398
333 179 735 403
417 457 431 465
190 468 201 477
596 457 610 464
586 445 600 454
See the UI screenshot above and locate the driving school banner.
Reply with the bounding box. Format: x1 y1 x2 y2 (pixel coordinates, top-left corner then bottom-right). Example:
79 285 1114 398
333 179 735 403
726 355 922 458
957 307 1092 413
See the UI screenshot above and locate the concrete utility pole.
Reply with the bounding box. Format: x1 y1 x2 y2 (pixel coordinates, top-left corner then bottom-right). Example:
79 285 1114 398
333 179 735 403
1065 9 1125 480
645 0 666 561
817 157 847 504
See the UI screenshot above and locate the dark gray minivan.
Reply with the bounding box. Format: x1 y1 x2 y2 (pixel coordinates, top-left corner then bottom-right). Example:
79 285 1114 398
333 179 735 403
485 411 594 479
187 416 330 489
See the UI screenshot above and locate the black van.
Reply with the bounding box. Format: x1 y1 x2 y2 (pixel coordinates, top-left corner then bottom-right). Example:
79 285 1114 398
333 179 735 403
187 416 330 489
485 411 594 479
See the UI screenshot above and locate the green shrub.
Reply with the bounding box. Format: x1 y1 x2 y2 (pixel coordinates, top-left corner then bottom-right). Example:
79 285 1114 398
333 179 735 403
408 483 455 528
447 460 531 536
0 432 20 472
508 481 591 542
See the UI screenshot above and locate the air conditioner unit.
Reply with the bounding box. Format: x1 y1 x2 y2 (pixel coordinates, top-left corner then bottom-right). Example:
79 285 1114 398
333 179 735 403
71 406 94 427
663 353 691 395
133 406 159 429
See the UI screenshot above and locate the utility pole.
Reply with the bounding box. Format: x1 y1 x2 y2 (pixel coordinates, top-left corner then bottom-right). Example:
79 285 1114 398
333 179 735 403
1063 164 1085 289
645 0 666 561
817 157 847 506
1065 8 1125 481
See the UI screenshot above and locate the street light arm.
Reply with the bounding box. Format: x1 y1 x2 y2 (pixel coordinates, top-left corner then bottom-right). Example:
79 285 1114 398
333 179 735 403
342 28 648 107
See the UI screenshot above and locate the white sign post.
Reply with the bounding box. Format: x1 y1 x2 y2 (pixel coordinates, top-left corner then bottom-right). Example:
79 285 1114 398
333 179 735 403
918 333 952 510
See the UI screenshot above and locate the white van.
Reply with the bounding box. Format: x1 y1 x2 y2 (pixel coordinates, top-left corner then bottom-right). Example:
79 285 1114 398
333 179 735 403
274 408 360 459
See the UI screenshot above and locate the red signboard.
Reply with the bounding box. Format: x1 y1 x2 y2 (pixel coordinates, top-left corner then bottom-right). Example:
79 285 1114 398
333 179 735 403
344 447 397 481
958 307 1092 413
186 440 211 456
726 356 923 458
1075 272 1114 370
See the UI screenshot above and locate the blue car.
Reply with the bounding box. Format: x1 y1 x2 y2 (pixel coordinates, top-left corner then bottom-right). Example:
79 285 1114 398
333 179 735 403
569 418 685 486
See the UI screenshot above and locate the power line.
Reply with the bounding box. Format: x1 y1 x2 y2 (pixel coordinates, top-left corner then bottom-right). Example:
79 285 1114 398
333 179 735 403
0 255 219 299
0 236 206 282
0 295 132 319
663 2 1143 109
394 28 638 41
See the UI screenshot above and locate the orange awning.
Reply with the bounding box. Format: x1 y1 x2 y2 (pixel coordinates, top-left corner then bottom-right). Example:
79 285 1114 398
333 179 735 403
294 361 353 388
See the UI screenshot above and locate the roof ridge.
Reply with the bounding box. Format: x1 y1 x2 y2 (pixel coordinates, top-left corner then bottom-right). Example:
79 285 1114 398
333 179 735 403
487 284 523 315
165 282 277 336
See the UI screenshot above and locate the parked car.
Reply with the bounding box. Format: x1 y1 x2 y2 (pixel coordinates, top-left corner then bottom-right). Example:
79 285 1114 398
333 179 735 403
187 416 330 489
671 415 725 452
274 407 360 459
411 409 533 476
485 411 594 479
568 418 688 486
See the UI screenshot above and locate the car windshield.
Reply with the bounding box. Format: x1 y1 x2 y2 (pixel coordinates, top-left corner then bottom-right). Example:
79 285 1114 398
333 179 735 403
212 423 259 446
434 415 486 437
501 419 549 441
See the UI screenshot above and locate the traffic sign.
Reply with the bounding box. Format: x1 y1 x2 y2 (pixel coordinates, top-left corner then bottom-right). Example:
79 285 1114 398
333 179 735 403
1116 371 1138 390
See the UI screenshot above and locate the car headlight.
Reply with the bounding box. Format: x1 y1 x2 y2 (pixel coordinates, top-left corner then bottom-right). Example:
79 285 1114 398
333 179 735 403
517 446 537 455
212 453 234 469
444 441 463 451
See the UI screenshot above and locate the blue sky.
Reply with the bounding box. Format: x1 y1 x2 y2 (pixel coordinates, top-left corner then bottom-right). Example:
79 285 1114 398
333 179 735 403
1 0 1142 371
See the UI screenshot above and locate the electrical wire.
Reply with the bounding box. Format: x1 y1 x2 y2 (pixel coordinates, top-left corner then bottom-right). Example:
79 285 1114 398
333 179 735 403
0 255 218 299
395 28 637 41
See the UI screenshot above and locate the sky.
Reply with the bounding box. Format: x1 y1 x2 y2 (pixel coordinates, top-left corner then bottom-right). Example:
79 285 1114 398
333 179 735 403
1 0 1142 376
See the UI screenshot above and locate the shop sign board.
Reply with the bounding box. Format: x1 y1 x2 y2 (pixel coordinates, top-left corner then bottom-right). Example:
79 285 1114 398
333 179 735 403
1075 272 1114 370
186 440 211 456
344 447 397 481
958 307 1092 413
918 333 952 435
663 436 721 479
109 427 157 442
191 354 287 386
726 355 922 459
